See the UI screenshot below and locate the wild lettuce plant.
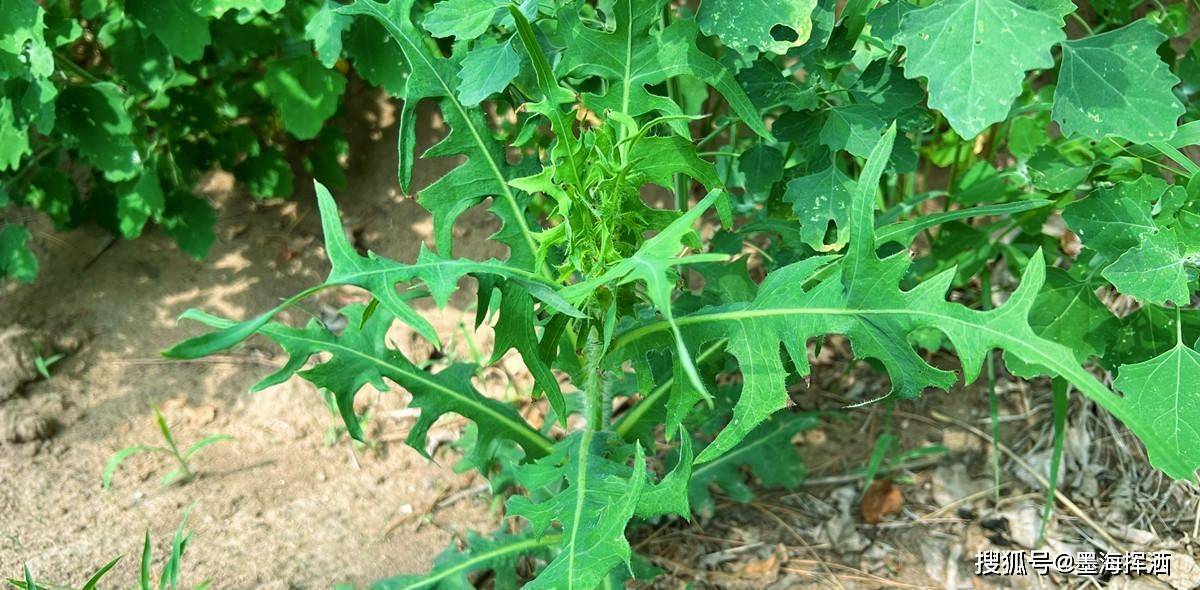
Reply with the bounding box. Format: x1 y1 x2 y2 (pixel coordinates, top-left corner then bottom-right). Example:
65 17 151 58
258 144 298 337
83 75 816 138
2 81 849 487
168 0 1199 586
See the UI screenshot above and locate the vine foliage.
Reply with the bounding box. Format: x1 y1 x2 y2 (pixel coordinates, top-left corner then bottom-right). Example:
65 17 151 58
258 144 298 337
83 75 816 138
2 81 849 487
0 0 395 281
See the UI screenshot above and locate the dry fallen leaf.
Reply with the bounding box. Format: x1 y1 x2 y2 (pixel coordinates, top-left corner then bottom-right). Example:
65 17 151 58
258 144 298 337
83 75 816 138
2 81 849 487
739 549 781 580
860 479 904 524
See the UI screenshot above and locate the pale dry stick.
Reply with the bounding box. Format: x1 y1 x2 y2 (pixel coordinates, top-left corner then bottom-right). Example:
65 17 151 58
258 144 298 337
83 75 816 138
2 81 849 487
995 492 1043 509
718 497 811 520
782 567 930 589
81 235 119 271
748 502 846 590
971 409 1042 424
1193 497 1200 540
30 227 72 249
929 410 1126 552
919 484 1007 521
871 517 968 529
434 482 490 510
381 484 453 538
631 521 676 552
1146 476 1181 533
380 408 422 420
699 541 766 561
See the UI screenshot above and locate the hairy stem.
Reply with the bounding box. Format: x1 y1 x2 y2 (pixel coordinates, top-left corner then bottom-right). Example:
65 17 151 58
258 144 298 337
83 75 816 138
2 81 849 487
582 329 606 431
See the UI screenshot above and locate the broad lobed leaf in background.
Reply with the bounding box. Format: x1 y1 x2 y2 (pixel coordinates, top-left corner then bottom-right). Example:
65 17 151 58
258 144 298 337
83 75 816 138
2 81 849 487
0 0 53 80
1026 268 1118 364
896 0 1067 139
1109 306 1200 369
783 161 856 251
125 0 210 62
0 99 30 171
2 0 364 282
1103 226 1196 306
54 83 141 182
115 167 167 239
0 224 36 282
737 58 817 112
456 38 521 104
1053 19 1184 143
1114 325 1200 484
264 55 347 141
698 0 818 56
422 0 507 40
1063 178 1159 261
1064 177 1199 306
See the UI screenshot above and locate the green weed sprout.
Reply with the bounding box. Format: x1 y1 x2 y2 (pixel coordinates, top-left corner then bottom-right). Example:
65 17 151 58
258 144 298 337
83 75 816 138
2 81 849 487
7 509 206 590
103 405 232 489
7 557 119 590
31 343 63 381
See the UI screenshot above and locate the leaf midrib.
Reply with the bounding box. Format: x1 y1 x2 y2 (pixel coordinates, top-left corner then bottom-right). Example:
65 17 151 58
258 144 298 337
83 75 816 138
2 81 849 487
615 307 1115 411
399 534 561 590
566 428 595 589
331 258 550 286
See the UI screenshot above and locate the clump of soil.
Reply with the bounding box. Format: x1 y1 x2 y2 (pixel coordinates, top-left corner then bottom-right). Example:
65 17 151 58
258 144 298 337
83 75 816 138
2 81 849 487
0 324 85 446
0 327 39 403
0 411 56 443
0 324 87 403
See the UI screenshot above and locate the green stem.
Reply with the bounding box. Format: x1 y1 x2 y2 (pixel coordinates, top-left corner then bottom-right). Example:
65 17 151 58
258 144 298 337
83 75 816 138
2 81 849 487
53 52 102 84
722 122 740 181
697 120 734 149
983 121 1006 164
1067 11 1094 35
582 329 606 431
663 5 688 211
2 144 57 195
981 265 1000 499
1039 377 1068 545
